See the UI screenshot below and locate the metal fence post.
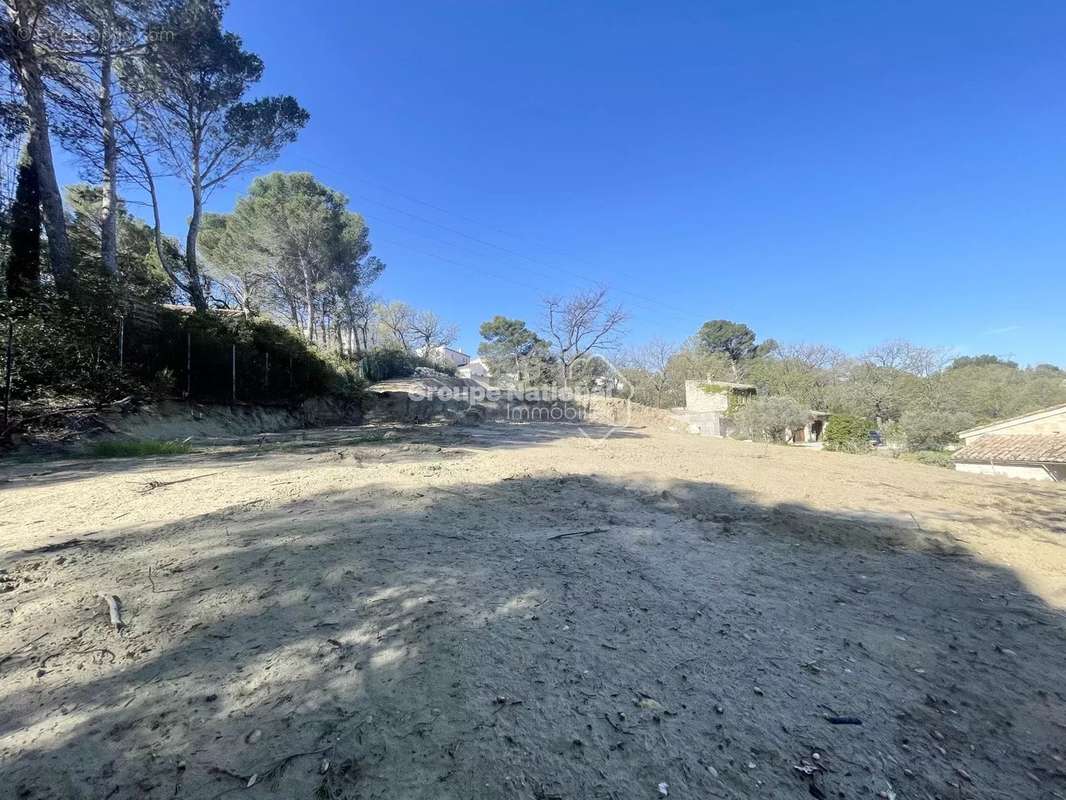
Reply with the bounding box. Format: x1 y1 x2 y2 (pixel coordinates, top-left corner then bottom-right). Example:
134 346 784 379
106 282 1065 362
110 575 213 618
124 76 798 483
3 320 13 430
185 330 191 399
118 317 125 369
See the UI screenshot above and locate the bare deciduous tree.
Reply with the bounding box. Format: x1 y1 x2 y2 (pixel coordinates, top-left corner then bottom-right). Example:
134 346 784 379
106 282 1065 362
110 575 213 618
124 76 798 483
542 287 627 386
376 301 415 352
773 342 848 371
621 338 680 407
862 339 950 377
409 309 458 355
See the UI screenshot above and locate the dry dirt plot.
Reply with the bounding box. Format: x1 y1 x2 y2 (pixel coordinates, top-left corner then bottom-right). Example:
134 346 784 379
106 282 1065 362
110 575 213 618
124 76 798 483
1 421 1064 799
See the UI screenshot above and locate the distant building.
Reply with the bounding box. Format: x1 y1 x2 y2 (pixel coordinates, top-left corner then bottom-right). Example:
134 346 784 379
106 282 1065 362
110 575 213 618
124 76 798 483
787 411 830 445
679 380 828 442
425 345 470 369
681 380 757 437
457 357 490 379
953 403 1066 481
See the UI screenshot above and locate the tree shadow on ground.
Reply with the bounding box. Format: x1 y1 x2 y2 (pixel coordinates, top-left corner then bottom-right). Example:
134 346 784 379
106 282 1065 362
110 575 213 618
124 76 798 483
1 472 1064 800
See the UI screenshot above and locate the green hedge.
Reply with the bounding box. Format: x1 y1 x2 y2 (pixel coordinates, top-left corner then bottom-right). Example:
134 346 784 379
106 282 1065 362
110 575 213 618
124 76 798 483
1 294 364 407
1 294 137 404
823 414 874 453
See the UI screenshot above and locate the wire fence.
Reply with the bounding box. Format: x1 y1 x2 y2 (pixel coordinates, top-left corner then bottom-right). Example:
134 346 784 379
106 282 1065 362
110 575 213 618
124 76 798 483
120 308 333 404
1 302 341 427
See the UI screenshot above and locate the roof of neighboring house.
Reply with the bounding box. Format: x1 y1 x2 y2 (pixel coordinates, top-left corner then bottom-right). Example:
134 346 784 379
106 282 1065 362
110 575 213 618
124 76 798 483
953 434 1066 465
161 304 244 317
958 403 1066 439
426 345 470 365
685 380 757 391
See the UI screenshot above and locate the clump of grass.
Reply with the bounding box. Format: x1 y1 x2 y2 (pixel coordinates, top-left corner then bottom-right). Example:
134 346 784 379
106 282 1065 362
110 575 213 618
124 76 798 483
88 439 194 459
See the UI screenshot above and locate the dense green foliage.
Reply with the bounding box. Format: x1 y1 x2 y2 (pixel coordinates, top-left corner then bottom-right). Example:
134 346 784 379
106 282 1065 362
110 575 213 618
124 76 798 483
88 439 194 458
0 287 366 410
697 320 758 364
0 292 133 405
899 409 974 450
477 316 551 387
948 354 1018 370
65 185 175 304
6 146 41 298
823 414 874 453
616 321 1065 449
200 172 382 346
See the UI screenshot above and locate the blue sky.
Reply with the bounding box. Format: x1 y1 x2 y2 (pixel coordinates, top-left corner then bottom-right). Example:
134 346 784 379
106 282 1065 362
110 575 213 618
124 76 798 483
56 0 1066 365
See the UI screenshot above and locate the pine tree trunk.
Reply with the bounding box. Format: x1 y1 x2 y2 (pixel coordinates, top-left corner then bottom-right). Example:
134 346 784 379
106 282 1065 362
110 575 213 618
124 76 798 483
184 179 208 311
130 138 186 294
98 44 119 276
302 267 315 342
8 0 73 291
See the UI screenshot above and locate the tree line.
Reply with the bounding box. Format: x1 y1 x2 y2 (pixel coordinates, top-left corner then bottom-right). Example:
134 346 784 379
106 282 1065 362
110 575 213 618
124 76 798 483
2 1 468 361
473 302 1066 449
622 323 1065 448
2 0 313 310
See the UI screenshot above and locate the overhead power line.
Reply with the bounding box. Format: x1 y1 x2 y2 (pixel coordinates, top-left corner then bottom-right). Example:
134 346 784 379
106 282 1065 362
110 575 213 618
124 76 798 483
296 155 696 320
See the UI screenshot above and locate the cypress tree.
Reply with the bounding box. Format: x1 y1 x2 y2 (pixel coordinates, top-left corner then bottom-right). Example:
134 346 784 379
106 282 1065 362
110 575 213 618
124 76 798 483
6 144 41 298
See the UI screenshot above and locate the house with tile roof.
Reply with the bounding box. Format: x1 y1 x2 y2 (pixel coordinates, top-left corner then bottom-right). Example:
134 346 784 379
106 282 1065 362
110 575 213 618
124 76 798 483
954 403 1066 481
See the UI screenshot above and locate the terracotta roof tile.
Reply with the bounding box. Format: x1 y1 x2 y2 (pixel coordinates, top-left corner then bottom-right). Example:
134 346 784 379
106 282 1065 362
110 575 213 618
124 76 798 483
954 434 1066 464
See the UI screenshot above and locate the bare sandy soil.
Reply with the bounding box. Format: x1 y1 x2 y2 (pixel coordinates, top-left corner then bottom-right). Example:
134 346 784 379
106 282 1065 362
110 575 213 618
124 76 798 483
1 419 1065 799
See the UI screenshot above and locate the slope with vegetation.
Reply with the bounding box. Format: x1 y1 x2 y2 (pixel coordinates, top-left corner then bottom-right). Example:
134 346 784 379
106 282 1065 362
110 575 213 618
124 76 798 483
0 1 470 442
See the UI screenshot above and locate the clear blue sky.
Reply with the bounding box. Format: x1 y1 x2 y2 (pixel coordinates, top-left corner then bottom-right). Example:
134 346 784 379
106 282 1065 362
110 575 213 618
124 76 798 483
56 0 1066 365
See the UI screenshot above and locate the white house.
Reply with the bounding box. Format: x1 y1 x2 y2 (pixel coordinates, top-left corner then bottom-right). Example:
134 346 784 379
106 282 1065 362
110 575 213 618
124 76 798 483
457 357 490 380
953 403 1066 481
425 346 470 369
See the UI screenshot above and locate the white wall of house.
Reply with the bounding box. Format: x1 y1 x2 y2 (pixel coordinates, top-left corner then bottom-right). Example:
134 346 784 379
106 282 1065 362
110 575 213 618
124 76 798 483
955 463 1059 481
427 346 470 368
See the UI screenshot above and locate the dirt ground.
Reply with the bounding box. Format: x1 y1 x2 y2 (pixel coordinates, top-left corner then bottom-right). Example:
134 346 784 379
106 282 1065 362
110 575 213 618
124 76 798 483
1 418 1065 799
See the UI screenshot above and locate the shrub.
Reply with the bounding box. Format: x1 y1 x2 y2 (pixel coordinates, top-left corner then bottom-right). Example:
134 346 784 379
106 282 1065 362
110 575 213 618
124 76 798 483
823 414 874 453
149 368 177 399
900 409 974 451
732 396 809 442
321 350 367 402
